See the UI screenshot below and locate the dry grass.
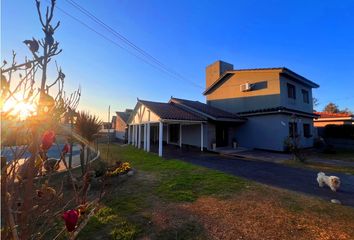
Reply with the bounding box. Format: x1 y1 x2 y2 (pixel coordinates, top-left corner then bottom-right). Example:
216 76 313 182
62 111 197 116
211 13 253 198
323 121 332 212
183 190 354 240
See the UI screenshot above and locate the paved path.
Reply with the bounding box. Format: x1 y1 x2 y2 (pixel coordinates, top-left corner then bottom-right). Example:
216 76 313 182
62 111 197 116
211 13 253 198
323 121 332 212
217 149 354 167
161 147 354 207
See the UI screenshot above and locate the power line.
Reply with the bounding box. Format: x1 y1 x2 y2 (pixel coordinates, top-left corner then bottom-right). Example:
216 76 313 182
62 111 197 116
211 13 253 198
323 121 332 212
65 0 196 88
53 5 186 84
54 0 203 89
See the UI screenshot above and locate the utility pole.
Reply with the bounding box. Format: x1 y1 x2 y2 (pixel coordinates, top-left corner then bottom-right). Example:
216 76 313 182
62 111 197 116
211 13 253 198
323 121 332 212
107 105 110 160
69 108 74 168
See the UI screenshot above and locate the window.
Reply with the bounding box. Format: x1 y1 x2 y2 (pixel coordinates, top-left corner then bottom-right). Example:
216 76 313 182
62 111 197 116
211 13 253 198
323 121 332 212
303 124 311 138
289 122 298 138
302 89 309 103
287 83 296 99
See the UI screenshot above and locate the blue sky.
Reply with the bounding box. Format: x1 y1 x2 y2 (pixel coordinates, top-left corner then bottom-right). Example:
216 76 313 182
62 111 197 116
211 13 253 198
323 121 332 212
2 0 354 120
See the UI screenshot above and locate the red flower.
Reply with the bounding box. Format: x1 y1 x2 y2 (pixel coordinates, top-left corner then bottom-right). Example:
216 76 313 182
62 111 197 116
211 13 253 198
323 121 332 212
62 144 70 154
41 131 55 150
62 209 79 232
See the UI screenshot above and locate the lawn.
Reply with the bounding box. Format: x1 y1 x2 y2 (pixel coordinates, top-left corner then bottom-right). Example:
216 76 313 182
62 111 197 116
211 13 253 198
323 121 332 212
79 143 354 240
282 148 354 174
309 148 354 162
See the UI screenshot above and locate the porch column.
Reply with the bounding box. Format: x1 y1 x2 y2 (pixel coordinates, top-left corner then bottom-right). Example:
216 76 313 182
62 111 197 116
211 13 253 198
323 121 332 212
166 124 169 144
128 125 131 144
147 123 151 152
200 123 204 151
159 121 163 157
179 124 182 148
144 124 147 151
138 124 142 149
131 125 135 146
135 125 138 147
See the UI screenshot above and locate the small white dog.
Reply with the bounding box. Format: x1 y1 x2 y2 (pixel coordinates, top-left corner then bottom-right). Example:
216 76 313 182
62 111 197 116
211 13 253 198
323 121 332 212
317 172 341 192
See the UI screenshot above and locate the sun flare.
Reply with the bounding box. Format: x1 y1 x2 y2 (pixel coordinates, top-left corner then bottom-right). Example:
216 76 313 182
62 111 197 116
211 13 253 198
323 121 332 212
2 94 36 120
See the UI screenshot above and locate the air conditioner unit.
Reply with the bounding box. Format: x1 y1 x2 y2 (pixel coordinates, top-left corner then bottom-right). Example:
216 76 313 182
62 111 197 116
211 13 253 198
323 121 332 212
240 83 252 92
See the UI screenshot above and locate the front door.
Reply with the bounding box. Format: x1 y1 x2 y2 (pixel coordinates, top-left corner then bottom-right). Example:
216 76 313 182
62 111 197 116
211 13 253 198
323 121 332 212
216 125 228 147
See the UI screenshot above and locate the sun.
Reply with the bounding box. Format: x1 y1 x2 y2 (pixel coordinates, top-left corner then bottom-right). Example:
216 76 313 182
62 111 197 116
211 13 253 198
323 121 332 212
2 93 36 120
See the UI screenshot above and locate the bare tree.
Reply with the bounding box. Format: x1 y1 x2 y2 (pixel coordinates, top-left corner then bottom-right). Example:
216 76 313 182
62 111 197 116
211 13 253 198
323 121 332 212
1 1 102 239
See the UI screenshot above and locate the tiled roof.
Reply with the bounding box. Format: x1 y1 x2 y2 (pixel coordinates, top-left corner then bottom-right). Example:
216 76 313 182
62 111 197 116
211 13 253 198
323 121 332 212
314 112 353 118
138 100 205 121
116 111 131 123
170 97 243 121
238 106 319 117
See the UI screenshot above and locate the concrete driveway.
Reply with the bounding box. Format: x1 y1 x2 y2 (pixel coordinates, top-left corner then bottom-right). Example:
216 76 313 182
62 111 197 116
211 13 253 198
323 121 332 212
160 146 354 207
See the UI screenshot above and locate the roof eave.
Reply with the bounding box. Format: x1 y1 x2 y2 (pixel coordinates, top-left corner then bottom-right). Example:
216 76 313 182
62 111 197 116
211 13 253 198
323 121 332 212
281 69 319 88
203 72 234 95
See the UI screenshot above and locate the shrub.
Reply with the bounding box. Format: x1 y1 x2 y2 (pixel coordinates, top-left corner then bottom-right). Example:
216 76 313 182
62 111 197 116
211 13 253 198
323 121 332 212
324 124 354 139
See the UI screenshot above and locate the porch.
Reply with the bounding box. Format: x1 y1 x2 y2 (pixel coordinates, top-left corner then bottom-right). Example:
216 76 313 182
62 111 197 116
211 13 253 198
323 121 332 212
127 121 206 157
126 98 245 157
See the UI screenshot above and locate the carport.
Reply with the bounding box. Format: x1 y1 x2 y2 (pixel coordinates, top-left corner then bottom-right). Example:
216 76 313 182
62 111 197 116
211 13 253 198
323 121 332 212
127 99 206 157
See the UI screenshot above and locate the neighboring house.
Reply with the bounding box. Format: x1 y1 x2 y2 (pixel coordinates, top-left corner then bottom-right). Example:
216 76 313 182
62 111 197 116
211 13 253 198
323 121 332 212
314 112 354 127
126 60 319 156
111 116 117 129
101 122 112 129
99 122 114 134
114 109 133 141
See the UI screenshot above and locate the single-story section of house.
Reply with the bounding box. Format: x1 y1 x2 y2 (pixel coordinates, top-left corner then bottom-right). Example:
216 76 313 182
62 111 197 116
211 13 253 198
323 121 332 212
126 98 245 156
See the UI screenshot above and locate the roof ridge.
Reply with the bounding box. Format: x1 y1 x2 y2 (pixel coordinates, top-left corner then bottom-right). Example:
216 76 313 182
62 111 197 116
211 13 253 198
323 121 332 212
315 111 353 117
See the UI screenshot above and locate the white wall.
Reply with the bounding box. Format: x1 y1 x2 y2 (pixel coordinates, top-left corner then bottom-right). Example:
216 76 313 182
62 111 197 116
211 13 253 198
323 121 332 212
180 124 207 148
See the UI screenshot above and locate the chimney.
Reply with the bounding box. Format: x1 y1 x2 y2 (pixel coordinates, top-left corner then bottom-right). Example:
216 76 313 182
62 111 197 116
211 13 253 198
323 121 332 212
205 60 233 89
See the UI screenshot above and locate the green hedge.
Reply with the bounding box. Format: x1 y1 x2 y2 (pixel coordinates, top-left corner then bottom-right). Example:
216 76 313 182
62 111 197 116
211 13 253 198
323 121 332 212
324 124 354 139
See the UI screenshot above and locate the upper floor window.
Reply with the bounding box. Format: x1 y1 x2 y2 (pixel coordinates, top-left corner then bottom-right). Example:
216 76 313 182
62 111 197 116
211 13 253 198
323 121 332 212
287 83 296 99
302 89 309 103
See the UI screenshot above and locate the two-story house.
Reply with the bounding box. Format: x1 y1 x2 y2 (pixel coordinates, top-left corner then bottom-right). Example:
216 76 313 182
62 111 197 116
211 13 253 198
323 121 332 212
204 60 319 151
125 60 319 156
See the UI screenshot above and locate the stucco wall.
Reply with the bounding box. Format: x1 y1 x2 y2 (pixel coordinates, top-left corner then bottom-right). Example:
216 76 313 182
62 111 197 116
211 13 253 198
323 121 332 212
208 94 280 114
279 76 313 113
206 123 216 149
206 70 282 113
180 124 207 148
232 114 314 151
205 70 315 115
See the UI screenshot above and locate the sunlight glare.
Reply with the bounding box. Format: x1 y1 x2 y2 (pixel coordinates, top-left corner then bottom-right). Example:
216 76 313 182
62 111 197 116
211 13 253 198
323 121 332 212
2 94 36 120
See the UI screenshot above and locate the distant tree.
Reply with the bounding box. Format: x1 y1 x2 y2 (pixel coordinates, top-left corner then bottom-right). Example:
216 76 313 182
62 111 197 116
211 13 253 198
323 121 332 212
313 97 319 107
340 107 353 115
323 102 340 113
312 97 319 111
323 102 352 114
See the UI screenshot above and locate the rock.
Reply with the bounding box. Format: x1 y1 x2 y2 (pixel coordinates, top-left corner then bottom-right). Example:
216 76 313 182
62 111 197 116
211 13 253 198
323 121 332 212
127 170 135 176
331 199 341 204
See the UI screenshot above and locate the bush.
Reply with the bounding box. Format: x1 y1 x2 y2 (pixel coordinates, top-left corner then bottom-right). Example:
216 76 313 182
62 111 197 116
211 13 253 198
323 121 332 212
324 124 354 139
